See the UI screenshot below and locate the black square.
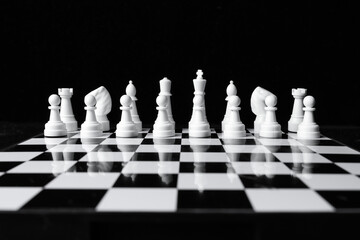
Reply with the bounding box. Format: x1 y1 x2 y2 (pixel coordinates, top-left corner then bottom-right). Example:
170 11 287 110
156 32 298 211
68 162 125 173
31 152 86 161
321 154 360 163
92 145 139 152
265 145 314 153
3 145 49 152
131 152 180 161
0 174 55 187
180 162 234 173
113 174 177 188
141 138 180 145
177 190 252 210
22 189 107 209
239 175 308 188
284 163 348 174
181 145 225 152
317 191 360 209
0 162 22 171
220 138 258 145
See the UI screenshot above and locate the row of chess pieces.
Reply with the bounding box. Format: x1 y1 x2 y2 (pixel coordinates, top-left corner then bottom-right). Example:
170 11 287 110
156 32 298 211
44 69 320 139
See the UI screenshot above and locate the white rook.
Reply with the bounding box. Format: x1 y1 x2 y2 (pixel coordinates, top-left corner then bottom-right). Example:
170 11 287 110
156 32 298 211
288 88 307 132
58 88 78 132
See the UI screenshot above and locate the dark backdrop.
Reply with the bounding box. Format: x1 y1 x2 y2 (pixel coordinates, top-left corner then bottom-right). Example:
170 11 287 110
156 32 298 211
1 0 359 128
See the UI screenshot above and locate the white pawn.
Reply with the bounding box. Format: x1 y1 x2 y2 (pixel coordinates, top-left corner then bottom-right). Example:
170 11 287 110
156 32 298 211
126 81 142 132
297 96 320 139
44 94 67 137
223 95 246 138
221 80 237 132
259 95 282 138
116 95 138 138
153 95 175 138
80 95 102 138
189 95 211 138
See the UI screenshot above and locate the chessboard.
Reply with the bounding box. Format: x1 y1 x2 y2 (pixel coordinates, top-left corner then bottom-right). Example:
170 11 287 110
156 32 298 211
1 127 360 213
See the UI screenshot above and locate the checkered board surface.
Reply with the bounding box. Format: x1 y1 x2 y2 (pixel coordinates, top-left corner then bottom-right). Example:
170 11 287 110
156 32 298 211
1 127 360 213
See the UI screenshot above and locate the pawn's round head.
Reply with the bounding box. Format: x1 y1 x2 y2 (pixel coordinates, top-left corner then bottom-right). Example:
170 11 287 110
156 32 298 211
84 94 96 107
228 95 241 107
265 95 277 107
303 95 315 108
156 95 168 107
193 95 204 107
49 94 60 106
120 95 132 107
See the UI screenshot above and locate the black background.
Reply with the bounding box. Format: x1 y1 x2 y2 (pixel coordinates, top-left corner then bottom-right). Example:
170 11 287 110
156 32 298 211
1 0 359 128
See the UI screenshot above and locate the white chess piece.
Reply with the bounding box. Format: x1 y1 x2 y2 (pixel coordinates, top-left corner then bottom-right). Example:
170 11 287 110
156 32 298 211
189 95 211 138
221 80 237 132
223 95 246 138
80 95 103 138
58 88 78 132
153 95 175 138
288 88 307 132
250 86 275 134
159 77 175 131
189 69 210 126
44 94 67 137
116 95 138 138
297 96 320 139
259 95 282 138
126 81 142 132
86 86 112 131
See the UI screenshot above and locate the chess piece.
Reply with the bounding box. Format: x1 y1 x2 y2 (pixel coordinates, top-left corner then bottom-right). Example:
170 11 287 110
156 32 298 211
223 95 246 138
58 88 78 132
259 95 282 138
250 86 275 134
222 80 237 132
288 88 307 132
297 96 320 139
159 77 175 131
126 81 142 132
189 95 211 138
86 86 112 131
153 95 175 138
44 94 67 137
80 95 103 138
116 95 138 138
189 70 210 130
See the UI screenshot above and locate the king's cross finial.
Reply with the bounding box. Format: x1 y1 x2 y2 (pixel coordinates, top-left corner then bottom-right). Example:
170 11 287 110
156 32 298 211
196 69 203 79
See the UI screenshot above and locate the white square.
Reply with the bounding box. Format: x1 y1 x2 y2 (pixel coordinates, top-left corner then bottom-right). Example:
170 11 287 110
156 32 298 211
19 138 68 145
336 163 360 175
181 138 222 145
232 162 291 175
273 153 331 163
47 144 98 152
79 152 134 162
122 161 179 174
136 145 181 153
297 174 360 190
217 132 255 139
223 145 270 153
45 173 120 189
288 133 329 140
0 152 42 162
101 138 143 145
257 139 302 146
7 161 76 174
96 188 177 212
246 189 334 212
70 133 112 139
145 133 182 139
178 173 244 190
0 187 42 210
307 146 360 154
180 152 230 162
